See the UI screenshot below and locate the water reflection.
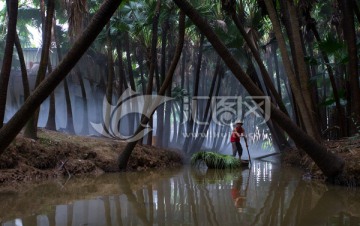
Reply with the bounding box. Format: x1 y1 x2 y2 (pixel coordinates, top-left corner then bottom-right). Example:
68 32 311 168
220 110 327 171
1 158 360 226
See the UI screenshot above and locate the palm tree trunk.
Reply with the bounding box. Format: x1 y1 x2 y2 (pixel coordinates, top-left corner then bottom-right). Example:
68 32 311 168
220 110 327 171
118 10 185 170
63 78 75 134
116 41 127 94
0 0 125 154
271 38 282 100
144 0 162 146
0 0 18 128
176 48 187 144
163 29 175 147
134 43 146 94
183 33 204 153
246 54 290 150
286 1 320 136
310 25 345 136
353 1 360 24
53 18 75 134
104 23 115 136
339 0 360 133
191 58 222 151
46 92 57 130
163 81 173 147
45 60 57 131
124 31 136 91
171 102 179 145
24 0 54 139
223 3 288 116
157 17 169 147
76 68 89 134
106 23 114 104
173 0 344 178
14 33 30 101
264 0 320 140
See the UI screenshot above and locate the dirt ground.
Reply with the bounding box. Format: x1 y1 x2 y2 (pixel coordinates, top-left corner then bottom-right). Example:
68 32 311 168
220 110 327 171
282 136 360 186
0 129 183 185
1 129 359 187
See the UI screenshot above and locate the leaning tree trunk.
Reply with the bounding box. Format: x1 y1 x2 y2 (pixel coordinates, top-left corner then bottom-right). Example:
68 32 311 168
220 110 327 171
286 1 320 137
173 0 344 178
118 10 185 170
14 33 30 101
263 0 320 141
0 0 125 155
222 1 288 116
0 0 18 128
246 55 291 151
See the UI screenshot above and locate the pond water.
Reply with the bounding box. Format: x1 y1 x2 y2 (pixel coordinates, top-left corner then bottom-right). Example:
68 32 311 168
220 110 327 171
1 157 360 226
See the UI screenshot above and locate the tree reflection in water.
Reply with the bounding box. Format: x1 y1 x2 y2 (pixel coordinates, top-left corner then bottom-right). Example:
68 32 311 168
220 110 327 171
1 159 360 226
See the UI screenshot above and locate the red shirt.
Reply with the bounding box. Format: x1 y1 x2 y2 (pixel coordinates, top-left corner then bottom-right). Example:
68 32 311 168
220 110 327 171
230 125 244 142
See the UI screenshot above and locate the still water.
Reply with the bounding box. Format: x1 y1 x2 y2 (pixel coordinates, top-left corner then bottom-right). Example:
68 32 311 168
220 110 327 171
0 157 360 226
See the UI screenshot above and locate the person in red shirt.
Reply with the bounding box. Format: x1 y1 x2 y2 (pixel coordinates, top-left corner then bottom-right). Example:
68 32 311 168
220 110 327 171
230 120 248 159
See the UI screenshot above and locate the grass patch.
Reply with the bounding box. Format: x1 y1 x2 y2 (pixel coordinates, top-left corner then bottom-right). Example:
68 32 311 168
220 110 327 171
191 151 241 169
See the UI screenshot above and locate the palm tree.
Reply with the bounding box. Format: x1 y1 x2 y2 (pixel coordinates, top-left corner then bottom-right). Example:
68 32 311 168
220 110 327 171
0 0 19 128
45 60 57 131
190 57 223 152
338 0 360 134
52 20 76 134
0 0 125 155
14 33 30 101
23 0 55 139
172 0 344 178
264 0 322 140
144 0 161 146
182 32 205 153
221 0 288 117
302 4 345 136
118 10 186 170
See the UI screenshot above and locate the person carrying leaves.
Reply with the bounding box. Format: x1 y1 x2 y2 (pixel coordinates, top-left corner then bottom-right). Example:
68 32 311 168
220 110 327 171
230 120 248 159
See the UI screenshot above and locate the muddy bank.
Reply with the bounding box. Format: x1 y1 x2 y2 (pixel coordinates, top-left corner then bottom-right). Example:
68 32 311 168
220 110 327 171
2 129 359 187
0 129 183 185
282 136 360 186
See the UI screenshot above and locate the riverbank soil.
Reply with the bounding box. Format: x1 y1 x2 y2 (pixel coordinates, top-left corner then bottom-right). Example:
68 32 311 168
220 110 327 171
282 136 360 186
0 129 183 185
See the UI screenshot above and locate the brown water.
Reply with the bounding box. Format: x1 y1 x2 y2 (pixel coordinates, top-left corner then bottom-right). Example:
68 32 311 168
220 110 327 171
0 157 360 226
